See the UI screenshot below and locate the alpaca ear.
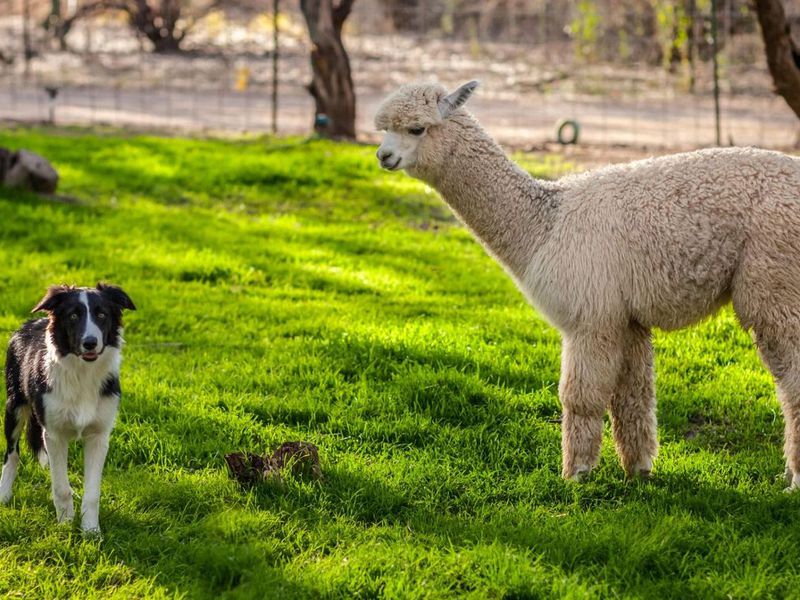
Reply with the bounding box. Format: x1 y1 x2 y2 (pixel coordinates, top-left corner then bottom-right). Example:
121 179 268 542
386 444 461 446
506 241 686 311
438 80 479 118
32 285 71 313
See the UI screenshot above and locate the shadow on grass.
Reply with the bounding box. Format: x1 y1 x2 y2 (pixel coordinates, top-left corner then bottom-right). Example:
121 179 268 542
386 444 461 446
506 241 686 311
321 331 559 404
93 470 319 599
57 414 797 599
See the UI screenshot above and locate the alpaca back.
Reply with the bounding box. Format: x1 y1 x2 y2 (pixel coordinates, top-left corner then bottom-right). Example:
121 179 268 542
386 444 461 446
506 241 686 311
523 147 800 332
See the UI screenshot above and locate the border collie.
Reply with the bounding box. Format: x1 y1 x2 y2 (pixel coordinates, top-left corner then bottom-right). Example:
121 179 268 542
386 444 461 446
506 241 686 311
0 283 135 534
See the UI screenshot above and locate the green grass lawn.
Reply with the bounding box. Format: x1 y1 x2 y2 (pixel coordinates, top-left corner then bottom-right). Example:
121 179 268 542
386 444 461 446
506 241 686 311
0 127 798 599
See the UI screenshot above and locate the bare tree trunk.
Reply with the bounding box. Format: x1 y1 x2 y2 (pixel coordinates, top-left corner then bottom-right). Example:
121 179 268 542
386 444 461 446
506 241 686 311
300 0 357 139
754 0 800 121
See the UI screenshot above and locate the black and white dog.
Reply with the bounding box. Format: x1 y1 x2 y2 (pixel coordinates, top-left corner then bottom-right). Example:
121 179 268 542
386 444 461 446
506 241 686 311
0 283 135 534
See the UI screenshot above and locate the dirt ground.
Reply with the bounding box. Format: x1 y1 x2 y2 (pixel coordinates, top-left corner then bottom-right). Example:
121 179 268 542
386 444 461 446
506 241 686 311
1 13 797 158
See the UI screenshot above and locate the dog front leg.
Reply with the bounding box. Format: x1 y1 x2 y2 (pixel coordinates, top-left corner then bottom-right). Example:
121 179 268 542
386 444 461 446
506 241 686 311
45 431 74 524
81 431 110 534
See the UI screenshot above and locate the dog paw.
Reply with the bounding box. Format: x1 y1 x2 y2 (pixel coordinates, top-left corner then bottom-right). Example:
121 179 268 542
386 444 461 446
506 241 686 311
81 526 103 540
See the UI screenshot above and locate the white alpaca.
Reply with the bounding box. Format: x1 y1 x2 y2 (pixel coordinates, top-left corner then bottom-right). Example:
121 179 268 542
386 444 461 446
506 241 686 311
375 80 800 487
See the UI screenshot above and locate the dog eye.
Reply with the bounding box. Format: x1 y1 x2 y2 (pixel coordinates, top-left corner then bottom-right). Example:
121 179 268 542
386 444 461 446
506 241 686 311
69 313 79 321
408 127 425 136
97 312 106 320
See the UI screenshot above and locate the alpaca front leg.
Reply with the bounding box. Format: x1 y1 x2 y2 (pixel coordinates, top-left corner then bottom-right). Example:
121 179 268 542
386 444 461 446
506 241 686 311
609 324 658 478
560 332 624 480
45 432 74 524
81 431 110 534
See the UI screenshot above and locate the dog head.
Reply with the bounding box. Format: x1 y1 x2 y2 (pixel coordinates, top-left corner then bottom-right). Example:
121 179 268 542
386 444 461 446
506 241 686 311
32 283 136 362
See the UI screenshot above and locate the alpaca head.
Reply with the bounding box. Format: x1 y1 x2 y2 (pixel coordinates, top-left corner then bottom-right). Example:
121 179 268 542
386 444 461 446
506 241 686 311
374 80 479 173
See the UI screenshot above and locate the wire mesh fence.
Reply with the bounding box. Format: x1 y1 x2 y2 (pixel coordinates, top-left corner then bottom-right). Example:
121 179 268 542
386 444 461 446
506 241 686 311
0 0 797 151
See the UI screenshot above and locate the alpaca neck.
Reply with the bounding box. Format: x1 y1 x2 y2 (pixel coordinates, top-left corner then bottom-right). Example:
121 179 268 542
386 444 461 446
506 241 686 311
411 115 557 280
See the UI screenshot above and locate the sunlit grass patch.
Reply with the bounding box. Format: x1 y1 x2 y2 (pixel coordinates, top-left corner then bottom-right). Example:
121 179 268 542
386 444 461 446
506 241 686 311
0 126 795 598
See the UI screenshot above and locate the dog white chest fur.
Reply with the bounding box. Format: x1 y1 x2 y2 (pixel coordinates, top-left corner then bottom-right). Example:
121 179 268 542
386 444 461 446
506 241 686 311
43 340 121 439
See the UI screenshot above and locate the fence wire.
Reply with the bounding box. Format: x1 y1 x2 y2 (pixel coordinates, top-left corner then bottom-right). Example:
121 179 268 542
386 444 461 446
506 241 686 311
0 0 797 151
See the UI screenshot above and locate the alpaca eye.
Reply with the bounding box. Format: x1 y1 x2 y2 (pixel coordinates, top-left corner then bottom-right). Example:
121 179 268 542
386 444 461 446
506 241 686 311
408 127 425 136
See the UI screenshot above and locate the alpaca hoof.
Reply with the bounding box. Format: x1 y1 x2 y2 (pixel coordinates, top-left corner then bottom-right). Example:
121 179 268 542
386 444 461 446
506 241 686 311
567 465 592 482
56 510 74 524
54 498 75 524
783 468 800 492
628 457 653 480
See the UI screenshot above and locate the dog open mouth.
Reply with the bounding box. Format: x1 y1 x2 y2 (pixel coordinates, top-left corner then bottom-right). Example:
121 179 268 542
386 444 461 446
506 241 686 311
81 352 99 362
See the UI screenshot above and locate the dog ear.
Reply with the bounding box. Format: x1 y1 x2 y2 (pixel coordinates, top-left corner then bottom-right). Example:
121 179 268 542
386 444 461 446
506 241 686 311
31 285 71 313
97 283 136 311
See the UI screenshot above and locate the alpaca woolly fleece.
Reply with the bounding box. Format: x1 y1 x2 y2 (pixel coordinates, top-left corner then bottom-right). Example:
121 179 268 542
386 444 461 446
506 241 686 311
374 83 449 131
375 80 800 489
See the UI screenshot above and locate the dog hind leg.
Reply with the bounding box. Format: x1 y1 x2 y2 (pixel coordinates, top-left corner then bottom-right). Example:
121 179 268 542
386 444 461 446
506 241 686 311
0 404 27 503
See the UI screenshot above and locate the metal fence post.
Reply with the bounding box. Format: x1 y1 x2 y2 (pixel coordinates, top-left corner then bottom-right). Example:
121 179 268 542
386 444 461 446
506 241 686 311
711 0 722 146
272 0 279 135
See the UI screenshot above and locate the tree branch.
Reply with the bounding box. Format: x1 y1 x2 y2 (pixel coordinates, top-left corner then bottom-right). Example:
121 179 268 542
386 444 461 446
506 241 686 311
60 0 130 27
333 0 355 32
180 0 223 37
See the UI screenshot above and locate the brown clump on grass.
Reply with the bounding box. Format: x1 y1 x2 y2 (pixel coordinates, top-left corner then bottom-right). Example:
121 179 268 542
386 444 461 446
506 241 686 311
225 441 322 487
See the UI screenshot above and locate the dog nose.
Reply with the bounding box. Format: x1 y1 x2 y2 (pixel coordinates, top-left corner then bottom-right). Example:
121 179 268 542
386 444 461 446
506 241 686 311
377 149 394 162
82 337 98 351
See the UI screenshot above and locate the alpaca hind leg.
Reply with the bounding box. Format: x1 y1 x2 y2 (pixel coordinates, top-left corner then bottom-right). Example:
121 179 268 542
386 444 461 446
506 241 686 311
608 323 658 478
739 310 800 489
754 331 800 490
771 368 800 491
730 225 800 487
560 331 624 480
780 379 800 491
